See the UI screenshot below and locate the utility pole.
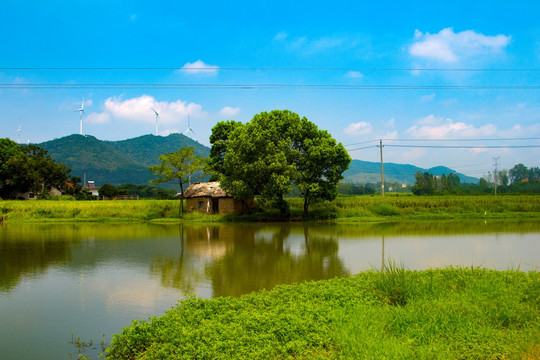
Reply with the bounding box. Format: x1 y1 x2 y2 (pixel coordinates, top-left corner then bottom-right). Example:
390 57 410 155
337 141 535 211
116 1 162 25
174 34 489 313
492 156 500 196
379 139 385 197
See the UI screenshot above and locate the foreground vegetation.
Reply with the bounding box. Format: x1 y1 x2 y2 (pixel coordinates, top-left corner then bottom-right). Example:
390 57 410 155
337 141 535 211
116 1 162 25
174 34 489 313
105 267 539 359
1 195 539 222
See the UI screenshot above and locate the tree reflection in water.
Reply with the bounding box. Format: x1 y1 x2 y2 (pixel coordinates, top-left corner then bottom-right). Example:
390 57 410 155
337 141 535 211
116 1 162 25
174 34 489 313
203 224 349 297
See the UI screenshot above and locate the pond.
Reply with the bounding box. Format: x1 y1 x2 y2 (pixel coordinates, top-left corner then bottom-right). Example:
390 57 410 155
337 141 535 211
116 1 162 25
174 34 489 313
0 220 539 359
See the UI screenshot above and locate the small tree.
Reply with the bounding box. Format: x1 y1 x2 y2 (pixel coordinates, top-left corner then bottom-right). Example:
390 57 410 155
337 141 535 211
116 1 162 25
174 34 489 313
509 163 529 183
148 147 204 216
99 183 119 199
411 171 435 195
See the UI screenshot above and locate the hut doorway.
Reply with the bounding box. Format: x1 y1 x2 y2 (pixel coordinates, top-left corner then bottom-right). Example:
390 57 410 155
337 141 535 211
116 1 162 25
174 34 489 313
212 199 219 214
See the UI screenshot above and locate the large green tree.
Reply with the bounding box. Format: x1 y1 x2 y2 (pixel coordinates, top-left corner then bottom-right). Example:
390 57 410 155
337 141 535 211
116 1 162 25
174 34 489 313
528 167 540 181
411 171 435 195
207 120 243 181
295 122 350 217
212 110 350 216
148 147 204 215
0 138 25 198
21 145 71 197
1 141 71 199
219 111 301 211
509 163 528 183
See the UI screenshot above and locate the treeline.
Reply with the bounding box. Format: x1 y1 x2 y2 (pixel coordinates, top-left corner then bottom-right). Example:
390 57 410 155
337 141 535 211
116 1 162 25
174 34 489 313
100 183 177 199
337 181 410 195
411 163 540 196
0 137 179 200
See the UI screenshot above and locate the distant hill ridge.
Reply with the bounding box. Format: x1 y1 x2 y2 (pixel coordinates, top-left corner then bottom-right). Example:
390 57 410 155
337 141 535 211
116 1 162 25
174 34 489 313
39 133 209 186
343 160 478 185
38 134 478 187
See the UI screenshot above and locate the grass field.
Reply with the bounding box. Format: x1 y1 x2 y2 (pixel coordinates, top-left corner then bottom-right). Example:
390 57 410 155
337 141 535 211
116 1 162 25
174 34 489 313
1 195 539 222
105 266 540 359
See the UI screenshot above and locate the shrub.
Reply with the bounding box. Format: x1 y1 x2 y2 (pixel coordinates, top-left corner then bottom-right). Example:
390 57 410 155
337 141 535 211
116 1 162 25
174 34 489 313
371 203 401 216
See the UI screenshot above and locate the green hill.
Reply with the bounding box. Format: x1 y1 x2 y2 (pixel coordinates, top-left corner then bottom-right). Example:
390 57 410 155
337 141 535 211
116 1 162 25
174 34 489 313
37 134 477 187
39 134 209 186
343 160 478 185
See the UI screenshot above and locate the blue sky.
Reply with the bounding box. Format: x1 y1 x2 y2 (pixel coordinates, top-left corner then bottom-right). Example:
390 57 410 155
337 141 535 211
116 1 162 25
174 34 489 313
1 0 539 177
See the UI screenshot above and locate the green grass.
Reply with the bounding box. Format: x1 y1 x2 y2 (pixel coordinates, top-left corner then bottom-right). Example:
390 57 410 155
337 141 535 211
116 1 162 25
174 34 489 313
1 195 539 223
105 267 540 359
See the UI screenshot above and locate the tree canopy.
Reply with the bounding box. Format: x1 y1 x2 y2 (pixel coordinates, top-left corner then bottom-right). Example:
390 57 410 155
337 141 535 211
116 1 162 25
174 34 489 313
0 139 72 199
148 146 204 215
208 110 350 216
509 163 529 183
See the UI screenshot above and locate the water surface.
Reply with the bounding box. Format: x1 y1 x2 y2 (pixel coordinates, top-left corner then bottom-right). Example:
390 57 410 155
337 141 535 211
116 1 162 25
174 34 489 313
0 220 538 359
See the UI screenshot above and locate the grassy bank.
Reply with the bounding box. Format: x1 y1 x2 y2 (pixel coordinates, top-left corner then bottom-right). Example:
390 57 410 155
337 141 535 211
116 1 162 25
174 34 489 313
1 195 539 222
106 267 540 359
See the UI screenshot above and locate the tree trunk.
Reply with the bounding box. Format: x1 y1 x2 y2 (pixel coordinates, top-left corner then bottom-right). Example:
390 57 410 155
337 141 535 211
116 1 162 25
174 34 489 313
303 190 310 218
179 182 184 217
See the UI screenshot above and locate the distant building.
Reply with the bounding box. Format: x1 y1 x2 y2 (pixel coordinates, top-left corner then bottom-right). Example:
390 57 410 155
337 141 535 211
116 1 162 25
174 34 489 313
183 182 255 215
85 181 99 196
17 187 62 200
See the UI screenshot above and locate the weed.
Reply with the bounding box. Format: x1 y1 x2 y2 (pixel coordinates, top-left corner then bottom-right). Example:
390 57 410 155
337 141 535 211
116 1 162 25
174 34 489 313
374 260 411 306
372 203 401 216
105 269 540 359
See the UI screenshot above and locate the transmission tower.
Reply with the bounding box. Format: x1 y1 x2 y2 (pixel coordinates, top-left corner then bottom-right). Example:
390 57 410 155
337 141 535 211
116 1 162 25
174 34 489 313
492 156 500 196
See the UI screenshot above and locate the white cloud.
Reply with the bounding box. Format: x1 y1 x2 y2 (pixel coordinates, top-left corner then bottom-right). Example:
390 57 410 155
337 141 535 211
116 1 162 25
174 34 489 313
398 147 427 162
103 95 204 124
382 130 398 139
501 123 540 137
218 106 240 117
273 31 288 41
406 115 498 138
345 71 364 79
420 93 436 102
409 28 510 62
86 112 110 124
160 129 180 136
344 121 372 135
180 60 219 76
275 33 359 55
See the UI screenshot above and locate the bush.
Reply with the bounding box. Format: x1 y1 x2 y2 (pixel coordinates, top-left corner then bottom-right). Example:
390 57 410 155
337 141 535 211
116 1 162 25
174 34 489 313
371 203 401 216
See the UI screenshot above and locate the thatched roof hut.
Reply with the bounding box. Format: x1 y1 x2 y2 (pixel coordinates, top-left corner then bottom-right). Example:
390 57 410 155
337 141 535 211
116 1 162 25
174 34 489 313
183 181 228 199
184 182 252 215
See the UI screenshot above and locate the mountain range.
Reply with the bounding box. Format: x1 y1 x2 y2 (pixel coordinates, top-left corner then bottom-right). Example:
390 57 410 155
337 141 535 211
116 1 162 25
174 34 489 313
37 134 478 187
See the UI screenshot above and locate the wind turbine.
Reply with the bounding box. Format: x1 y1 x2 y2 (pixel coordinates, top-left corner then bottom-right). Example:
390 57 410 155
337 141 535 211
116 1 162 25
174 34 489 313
184 116 196 138
16 124 22 144
76 98 86 135
151 108 159 136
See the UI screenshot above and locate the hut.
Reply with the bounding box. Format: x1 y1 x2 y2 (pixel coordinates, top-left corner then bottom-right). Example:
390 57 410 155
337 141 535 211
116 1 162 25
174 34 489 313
183 182 253 215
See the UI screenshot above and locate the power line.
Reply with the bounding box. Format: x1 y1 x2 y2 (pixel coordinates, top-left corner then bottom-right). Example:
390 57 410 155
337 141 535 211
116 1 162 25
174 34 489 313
381 137 540 142
344 139 379 147
347 145 378 152
1 83 539 90
447 162 492 169
345 137 540 150
1 67 539 72
385 145 540 149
